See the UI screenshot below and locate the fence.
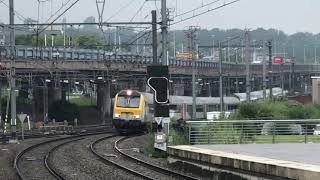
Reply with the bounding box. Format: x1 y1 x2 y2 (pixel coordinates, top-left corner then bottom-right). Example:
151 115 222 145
187 119 320 145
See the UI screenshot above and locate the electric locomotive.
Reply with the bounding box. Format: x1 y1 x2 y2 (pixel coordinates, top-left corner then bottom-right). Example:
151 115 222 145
113 90 149 132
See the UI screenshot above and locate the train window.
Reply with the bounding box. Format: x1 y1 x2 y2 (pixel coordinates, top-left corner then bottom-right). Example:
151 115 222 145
117 96 140 108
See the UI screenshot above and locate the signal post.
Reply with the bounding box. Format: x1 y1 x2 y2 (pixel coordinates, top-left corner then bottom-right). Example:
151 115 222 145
147 65 170 151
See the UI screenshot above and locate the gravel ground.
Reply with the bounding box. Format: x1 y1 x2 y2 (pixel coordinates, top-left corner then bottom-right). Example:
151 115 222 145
0 136 65 180
51 134 144 180
18 136 78 180
95 135 181 180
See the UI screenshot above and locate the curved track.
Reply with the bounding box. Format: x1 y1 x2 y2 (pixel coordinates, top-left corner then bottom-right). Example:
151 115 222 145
44 138 85 180
15 132 112 180
90 135 199 180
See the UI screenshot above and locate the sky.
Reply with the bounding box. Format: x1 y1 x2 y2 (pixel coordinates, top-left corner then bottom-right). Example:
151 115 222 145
0 0 320 35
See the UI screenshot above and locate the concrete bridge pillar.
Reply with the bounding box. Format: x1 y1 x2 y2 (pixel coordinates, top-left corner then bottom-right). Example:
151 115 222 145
97 81 111 125
173 83 185 96
137 79 146 92
50 87 62 103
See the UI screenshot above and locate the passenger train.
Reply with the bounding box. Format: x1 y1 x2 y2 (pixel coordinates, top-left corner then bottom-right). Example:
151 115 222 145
112 89 241 133
112 88 286 132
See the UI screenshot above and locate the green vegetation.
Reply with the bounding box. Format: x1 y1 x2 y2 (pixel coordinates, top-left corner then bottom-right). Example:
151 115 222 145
231 100 320 120
48 100 80 123
179 101 320 145
69 96 96 106
143 132 167 158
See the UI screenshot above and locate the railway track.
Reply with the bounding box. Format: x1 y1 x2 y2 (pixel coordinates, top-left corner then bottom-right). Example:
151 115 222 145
14 131 113 180
90 135 199 180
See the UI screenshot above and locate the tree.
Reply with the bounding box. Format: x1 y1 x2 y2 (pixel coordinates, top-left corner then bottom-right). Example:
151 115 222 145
83 16 97 33
76 32 98 49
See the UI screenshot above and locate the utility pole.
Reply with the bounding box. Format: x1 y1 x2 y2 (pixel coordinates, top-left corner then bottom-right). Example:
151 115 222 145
304 45 306 64
9 0 17 141
185 26 199 120
268 41 273 100
245 31 251 101
262 42 267 100
161 0 168 65
152 10 158 64
219 42 224 112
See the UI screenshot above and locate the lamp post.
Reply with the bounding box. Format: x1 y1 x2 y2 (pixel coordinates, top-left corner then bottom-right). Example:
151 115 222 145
304 45 306 64
211 35 215 61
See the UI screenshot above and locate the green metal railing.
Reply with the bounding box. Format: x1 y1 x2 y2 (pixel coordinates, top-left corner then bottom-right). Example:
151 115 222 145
187 119 320 145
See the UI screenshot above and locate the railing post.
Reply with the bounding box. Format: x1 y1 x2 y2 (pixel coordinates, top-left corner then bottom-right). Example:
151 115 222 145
305 122 307 144
188 124 191 145
240 123 243 144
208 122 211 144
272 122 276 144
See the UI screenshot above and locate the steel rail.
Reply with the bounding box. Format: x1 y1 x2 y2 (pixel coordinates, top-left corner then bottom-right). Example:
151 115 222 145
14 131 113 180
90 135 154 180
44 138 85 180
115 136 199 180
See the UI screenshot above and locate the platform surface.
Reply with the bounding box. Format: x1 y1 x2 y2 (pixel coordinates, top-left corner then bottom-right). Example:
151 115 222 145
195 143 320 166
168 143 320 180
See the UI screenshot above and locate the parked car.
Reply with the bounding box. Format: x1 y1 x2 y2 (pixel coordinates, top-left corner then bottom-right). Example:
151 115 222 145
261 123 305 135
288 124 304 135
314 125 320 135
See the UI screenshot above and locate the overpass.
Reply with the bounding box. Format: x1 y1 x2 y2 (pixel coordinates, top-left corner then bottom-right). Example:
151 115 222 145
0 46 317 124
0 46 318 93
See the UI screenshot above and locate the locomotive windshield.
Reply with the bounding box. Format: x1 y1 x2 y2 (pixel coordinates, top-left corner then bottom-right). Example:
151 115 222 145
117 96 140 108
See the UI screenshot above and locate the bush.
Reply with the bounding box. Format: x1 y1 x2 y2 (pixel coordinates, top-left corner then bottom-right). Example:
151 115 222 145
235 101 290 120
143 132 167 158
48 100 80 122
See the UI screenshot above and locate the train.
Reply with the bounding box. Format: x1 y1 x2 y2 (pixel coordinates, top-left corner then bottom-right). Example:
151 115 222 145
112 90 152 133
112 89 243 133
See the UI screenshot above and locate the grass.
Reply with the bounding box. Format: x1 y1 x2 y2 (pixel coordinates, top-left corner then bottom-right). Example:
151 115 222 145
68 96 96 106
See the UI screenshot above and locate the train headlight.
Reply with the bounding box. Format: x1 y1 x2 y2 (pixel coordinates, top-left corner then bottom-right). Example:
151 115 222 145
127 90 132 96
134 115 140 119
114 113 120 118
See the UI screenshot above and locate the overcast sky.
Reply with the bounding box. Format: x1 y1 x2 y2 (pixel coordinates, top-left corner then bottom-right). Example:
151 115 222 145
0 0 319 35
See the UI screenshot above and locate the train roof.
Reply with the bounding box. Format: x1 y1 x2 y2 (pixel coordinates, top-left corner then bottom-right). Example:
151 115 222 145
142 93 240 105
233 87 286 102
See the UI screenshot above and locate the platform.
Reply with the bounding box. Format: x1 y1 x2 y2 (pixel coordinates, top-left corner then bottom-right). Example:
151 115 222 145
167 144 320 180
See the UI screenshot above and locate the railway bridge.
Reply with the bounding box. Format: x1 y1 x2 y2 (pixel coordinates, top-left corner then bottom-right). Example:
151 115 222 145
0 46 318 122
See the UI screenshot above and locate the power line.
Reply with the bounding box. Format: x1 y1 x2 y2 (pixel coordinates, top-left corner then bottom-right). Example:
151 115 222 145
38 0 81 34
106 0 136 22
175 0 220 18
130 1 146 22
171 0 240 26
43 0 73 24
0 0 27 22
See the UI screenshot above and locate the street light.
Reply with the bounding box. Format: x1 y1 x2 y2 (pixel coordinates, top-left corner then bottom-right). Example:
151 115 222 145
211 35 215 61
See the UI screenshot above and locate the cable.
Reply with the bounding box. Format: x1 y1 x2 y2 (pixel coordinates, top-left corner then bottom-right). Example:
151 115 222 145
43 0 73 24
106 0 136 22
127 28 152 45
0 0 28 22
38 0 81 34
175 0 220 18
130 1 146 22
171 0 240 26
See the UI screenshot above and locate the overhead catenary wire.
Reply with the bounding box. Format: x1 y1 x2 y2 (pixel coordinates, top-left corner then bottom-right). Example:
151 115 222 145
170 0 240 26
38 0 81 34
43 0 74 25
106 0 136 22
174 0 220 18
0 0 28 22
130 1 146 22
